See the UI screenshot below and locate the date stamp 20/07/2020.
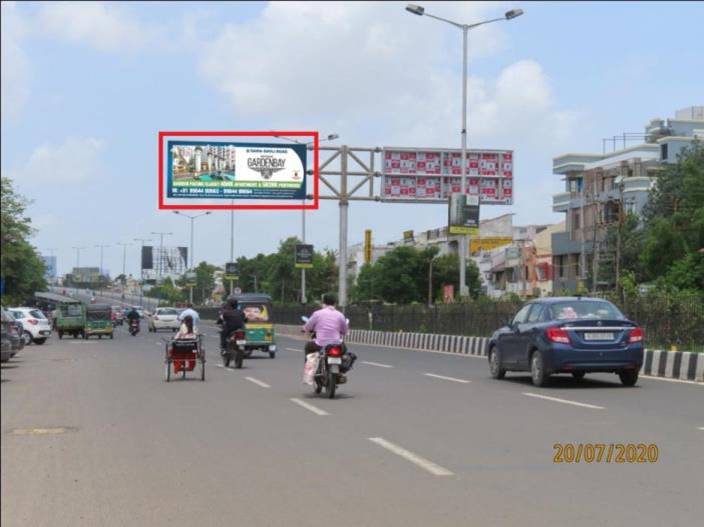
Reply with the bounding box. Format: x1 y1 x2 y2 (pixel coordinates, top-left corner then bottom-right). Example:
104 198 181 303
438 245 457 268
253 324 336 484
553 443 659 464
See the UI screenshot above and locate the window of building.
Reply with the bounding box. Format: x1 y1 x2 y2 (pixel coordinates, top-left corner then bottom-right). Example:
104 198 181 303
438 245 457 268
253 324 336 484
572 210 581 230
661 143 668 161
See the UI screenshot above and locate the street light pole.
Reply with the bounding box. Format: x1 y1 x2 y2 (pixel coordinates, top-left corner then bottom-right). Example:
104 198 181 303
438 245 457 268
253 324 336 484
72 246 86 268
150 232 173 280
405 4 524 298
95 244 110 293
173 211 211 304
133 238 152 306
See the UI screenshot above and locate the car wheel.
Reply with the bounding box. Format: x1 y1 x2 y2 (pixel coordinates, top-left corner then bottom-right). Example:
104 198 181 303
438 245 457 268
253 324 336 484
530 350 549 387
23 331 33 346
619 370 638 387
572 371 586 380
33 338 47 345
489 347 506 379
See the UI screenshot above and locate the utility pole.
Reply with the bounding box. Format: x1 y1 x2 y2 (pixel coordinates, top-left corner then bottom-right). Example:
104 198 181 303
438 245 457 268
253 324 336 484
339 145 349 308
116 242 132 277
134 237 152 307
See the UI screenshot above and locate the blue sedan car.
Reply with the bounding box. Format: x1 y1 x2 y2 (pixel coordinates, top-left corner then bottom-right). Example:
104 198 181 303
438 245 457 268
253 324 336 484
488 297 644 387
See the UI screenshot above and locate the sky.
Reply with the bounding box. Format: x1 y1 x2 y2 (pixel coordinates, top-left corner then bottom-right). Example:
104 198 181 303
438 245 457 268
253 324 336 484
2 1 703 278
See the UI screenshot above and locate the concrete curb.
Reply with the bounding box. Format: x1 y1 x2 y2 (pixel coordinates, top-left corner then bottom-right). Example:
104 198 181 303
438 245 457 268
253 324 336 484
276 324 703 382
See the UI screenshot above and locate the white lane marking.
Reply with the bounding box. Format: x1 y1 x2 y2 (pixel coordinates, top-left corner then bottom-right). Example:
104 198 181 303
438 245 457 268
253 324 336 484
245 376 270 388
285 347 303 352
289 398 329 416
424 373 470 384
640 374 703 386
523 392 605 410
362 361 393 368
226 367 237 372
216 364 224 368
697 427 704 431
369 437 453 476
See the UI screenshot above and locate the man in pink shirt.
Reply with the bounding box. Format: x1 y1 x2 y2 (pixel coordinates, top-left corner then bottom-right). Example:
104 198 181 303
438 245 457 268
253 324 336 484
302 294 355 371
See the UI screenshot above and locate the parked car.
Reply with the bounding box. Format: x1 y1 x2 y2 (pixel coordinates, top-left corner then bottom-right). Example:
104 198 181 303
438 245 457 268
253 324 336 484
148 307 181 332
9 307 53 345
488 297 644 387
1 308 22 361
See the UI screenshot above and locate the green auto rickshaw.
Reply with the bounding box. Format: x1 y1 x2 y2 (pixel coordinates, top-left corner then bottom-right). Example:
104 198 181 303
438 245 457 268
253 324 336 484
55 299 86 339
235 294 277 358
84 304 114 339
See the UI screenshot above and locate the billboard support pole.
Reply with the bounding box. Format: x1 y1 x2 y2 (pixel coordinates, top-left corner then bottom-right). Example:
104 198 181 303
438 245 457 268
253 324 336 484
339 146 349 308
459 25 469 299
301 198 307 304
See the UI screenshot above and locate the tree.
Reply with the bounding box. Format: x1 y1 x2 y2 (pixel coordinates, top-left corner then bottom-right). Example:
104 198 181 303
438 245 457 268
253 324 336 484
431 253 482 301
1 178 47 305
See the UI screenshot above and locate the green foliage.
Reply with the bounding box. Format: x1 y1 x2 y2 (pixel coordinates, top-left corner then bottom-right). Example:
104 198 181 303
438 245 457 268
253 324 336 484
0 178 47 305
350 245 482 304
147 276 186 305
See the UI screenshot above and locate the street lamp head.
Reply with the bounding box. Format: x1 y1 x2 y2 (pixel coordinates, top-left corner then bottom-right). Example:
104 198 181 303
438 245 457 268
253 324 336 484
326 134 340 141
205 211 212 215
173 211 180 215
505 8 524 20
406 4 424 16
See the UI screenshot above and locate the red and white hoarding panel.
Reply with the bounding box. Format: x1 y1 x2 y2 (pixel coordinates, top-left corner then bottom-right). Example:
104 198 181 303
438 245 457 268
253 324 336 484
381 147 513 205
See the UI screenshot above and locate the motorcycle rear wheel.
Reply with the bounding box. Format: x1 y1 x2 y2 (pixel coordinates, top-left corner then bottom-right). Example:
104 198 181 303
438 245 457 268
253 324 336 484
326 372 336 399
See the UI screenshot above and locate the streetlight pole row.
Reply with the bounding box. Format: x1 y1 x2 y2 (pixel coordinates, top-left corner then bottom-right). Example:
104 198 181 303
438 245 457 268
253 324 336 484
406 4 524 298
173 211 211 303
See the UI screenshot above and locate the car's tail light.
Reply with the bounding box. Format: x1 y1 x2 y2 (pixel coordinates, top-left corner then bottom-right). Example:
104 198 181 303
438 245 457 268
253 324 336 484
27 319 39 325
628 327 644 343
546 327 571 344
327 346 343 357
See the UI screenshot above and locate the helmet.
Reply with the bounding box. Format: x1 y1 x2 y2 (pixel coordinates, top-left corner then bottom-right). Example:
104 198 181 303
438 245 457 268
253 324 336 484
226 295 239 308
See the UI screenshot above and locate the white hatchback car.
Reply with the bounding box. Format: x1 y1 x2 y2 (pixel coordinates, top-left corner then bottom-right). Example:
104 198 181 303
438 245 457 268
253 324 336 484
148 307 181 332
9 307 53 345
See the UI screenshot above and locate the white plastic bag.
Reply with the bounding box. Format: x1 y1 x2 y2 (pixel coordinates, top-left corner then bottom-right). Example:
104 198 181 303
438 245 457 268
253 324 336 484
303 353 320 385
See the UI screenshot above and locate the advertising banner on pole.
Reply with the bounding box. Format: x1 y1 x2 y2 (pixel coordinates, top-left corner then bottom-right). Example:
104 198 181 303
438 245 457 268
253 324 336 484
448 194 480 235
224 262 239 279
364 230 372 264
295 244 314 269
380 147 513 205
167 140 307 201
470 237 513 253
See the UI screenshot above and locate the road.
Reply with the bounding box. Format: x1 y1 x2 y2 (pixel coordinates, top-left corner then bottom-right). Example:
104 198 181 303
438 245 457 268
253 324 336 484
2 319 702 527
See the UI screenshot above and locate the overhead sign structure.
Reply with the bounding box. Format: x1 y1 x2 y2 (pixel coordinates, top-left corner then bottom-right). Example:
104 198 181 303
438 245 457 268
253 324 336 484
167 140 306 201
448 194 480 235
224 262 239 279
381 147 513 205
294 244 314 269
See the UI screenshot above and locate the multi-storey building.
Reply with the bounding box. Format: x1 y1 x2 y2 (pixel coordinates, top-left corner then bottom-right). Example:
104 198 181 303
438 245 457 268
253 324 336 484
551 106 703 292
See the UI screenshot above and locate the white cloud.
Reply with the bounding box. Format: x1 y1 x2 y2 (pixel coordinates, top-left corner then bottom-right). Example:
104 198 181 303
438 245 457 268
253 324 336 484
37 2 153 52
12 137 106 186
1 2 30 120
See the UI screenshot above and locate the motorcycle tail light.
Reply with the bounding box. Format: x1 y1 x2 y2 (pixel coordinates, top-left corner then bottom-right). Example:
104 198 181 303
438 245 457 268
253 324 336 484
28 319 39 325
327 346 343 357
628 327 644 343
546 327 571 344
234 331 246 340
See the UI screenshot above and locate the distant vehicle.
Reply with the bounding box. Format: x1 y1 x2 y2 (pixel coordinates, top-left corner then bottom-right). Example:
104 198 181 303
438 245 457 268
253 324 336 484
488 297 644 387
84 304 114 339
233 294 277 359
148 307 180 332
111 306 124 326
1 308 22 361
34 292 86 339
9 307 52 345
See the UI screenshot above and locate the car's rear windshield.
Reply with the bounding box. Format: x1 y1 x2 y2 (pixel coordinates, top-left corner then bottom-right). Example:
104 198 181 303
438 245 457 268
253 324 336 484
87 311 111 321
549 301 624 321
62 304 83 316
242 304 270 322
158 309 178 315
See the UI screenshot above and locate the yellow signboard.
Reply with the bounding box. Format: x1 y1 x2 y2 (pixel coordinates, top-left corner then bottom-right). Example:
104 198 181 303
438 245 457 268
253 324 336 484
448 226 480 236
364 229 372 264
470 236 513 253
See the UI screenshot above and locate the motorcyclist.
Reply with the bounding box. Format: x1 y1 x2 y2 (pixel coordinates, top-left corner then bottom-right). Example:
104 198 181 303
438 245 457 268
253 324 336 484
218 296 247 352
302 293 356 374
126 307 140 325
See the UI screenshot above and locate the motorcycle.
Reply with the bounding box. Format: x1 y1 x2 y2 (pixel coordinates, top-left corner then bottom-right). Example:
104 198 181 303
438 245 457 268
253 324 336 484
221 329 245 369
128 319 140 336
301 316 351 399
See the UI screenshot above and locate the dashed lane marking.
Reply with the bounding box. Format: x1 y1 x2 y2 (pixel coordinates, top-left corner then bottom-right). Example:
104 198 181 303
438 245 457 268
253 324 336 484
289 398 329 416
368 437 453 476
522 392 605 410
362 361 394 368
423 373 471 384
245 376 271 388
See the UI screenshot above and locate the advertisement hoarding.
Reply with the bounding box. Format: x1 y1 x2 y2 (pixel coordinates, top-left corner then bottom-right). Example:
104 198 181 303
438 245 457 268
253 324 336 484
380 147 513 205
224 262 239 279
469 237 513 253
167 140 306 201
295 244 314 269
448 194 480 235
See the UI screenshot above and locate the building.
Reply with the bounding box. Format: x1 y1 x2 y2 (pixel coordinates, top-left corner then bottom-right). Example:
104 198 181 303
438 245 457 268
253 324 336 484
348 215 561 299
41 255 57 283
551 106 703 292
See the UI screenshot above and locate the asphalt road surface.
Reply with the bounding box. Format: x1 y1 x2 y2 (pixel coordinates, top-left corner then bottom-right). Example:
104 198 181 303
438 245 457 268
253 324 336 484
2 322 703 527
